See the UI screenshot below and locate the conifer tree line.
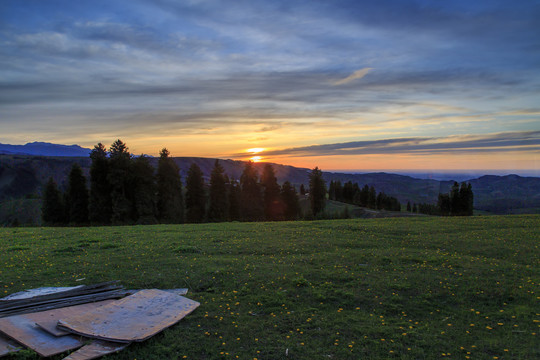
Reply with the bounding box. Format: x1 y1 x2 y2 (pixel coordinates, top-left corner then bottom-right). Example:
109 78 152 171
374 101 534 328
41 140 303 226
407 181 474 216
327 180 401 211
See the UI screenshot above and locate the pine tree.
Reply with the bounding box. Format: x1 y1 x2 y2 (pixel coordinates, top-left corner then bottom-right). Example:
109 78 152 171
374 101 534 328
66 163 89 225
450 182 460 216
42 177 66 225
328 181 336 201
367 186 377 209
466 183 474 216
406 201 411 212
132 155 157 224
186 163 206 223
261 164 284 221
156 148 184 223
308 166 326 217
299 184 306 196
281 181 300 220
89 143 112 225
240 161 264 221
228 180 241 221
359 184 369 207
438 193 451 216
208 160 228 222
108 139 134 225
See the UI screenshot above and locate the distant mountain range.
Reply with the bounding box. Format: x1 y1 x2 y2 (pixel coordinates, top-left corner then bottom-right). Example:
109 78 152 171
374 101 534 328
0 142 92 157
1 142 539 225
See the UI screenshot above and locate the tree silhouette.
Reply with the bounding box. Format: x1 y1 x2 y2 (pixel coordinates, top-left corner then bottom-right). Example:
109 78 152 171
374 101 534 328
186 163 206 223
228 180 241 221
281 181 300 220
240 161 264 221
132 155 157 224
108 139 134 225
308 167 326 216
66 163 89 225
208 160 228 222
42 177 66 225
261 164 284 221
156 148 184 223
88 143 112 225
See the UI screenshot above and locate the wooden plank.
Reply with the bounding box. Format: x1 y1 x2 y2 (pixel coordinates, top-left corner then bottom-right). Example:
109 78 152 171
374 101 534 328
58 289 200 342
62 340 128 360
0 281 121 309
0 290 131 318
0 286 84 301
33 300 116 336
0 314 83 357
0 333 21 357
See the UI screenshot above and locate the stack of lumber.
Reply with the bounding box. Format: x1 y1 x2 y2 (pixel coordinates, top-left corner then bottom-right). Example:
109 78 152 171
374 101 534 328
0 281 130 318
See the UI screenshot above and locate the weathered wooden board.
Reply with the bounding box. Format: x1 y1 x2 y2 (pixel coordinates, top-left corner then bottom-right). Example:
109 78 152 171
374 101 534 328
0 333 21 357
0 286 84 301
62 340 128 360
0 314 83 357
58 289 200 342
0 281 127 318
33 300 116 336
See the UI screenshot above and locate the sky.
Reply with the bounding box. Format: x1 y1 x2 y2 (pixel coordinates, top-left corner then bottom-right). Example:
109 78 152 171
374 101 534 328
1 0 539 172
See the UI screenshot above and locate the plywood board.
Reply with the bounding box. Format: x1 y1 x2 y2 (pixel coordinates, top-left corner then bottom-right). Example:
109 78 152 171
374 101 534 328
0 333 21 357
62 340 128 360
58 289 199 342
0 314 83 357
34 300 116 336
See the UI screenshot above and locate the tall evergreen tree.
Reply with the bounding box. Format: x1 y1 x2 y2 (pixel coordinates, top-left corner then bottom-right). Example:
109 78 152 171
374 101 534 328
208 160 228 222
438 193 451 216
66 163 89 225
42 177 66 225
308 166 326 216
228 180 241 221
328 181 336 201
466 183 474 216
367 186 377 209
156 148 184 223
132 155 157 224
186 163 206 223
450 182 461 216
239 161 264 221
261 164 284 221
359 184 369 207
281 181 300 220
108 139 134 225
88 143 112 225
299 184 306 196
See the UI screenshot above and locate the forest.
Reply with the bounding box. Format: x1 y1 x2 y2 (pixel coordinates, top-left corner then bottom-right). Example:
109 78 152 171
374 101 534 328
41 140 474 226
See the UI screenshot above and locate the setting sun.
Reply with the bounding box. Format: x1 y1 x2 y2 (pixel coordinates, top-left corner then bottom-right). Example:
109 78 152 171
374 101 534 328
250 156 262 162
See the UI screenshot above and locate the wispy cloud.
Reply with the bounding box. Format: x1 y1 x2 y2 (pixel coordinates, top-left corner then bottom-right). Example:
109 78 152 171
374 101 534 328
247 131 540 158
333 68 373 85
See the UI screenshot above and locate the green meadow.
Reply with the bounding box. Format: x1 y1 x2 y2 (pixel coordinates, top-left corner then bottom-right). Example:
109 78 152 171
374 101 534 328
1 215 539 359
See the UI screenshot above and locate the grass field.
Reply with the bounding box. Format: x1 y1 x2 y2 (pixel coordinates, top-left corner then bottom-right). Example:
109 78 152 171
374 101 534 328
1 215 539 359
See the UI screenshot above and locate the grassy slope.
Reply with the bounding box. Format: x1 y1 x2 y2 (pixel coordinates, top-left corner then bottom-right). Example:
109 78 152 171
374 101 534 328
1 216 538 359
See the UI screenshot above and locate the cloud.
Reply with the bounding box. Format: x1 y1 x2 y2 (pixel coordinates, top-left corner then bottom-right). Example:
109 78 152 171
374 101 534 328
333 68 373 85
251 131 540 158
